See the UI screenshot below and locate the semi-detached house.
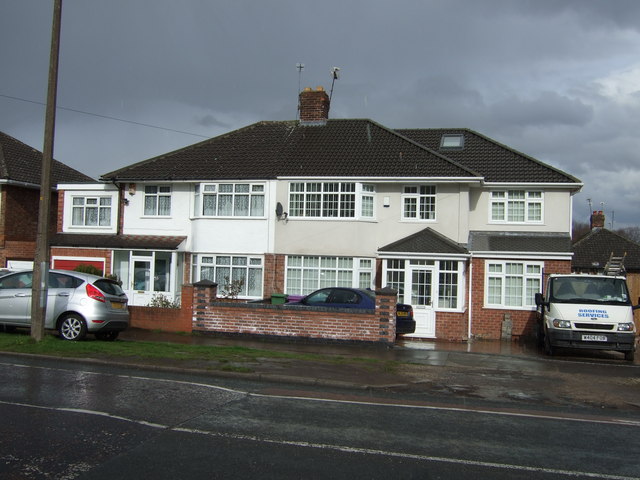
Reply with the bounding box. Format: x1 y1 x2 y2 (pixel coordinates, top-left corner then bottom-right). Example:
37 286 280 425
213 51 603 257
52 87 582 341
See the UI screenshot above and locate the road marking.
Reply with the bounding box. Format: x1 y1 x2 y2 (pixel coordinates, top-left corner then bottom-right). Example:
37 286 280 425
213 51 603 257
0 397 638 480
2 359 640 427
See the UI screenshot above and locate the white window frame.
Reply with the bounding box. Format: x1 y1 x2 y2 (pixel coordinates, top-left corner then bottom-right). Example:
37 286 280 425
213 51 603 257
285 255 374 295
191 254 264 298
490 190 543 224
70 195 112 228
194 182 265 218
143 185 172 217
384 258 464 311
485 260 543 309
288 182 375 220
402 185 436 221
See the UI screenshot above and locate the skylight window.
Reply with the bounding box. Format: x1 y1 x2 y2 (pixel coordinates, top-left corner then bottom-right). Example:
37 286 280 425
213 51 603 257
440 134 464 149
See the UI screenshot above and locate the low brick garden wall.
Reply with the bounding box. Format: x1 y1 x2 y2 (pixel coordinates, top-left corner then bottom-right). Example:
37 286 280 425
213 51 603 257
129 282 398 344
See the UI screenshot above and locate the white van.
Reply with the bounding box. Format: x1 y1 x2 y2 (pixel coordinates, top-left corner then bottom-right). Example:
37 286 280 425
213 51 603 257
535 274 638 361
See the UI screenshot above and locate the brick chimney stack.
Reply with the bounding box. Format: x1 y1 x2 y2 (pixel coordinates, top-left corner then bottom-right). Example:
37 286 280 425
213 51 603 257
298 86 330 124
590 210 605 229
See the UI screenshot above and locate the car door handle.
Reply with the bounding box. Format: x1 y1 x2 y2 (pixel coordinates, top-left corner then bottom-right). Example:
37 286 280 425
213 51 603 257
57 292 70 297
14 293 28 297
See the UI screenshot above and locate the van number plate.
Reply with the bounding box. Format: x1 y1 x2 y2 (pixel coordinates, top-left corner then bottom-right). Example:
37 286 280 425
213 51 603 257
582 334 607 342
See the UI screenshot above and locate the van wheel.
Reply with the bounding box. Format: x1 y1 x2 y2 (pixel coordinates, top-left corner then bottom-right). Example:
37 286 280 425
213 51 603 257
624 349 635 362
59 314 87 341
95 331 119 341
543 334 554 356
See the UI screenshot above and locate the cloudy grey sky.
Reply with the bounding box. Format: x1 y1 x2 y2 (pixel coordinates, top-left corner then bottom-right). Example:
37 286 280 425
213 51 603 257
2 0 640 228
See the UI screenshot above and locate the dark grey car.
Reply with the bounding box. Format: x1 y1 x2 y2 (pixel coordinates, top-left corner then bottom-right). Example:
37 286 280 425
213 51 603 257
0 269 129 340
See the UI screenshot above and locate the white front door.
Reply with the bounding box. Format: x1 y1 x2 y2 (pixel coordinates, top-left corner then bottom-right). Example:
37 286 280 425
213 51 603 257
405 266 436 338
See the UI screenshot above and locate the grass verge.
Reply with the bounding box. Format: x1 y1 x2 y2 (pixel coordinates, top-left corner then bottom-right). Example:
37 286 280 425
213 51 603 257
0 331 389 370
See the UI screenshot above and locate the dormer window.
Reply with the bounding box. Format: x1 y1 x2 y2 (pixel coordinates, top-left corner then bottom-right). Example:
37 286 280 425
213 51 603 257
440 134 464 149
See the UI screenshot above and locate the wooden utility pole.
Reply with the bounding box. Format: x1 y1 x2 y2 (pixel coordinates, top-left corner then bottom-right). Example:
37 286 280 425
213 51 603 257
31 0 62 341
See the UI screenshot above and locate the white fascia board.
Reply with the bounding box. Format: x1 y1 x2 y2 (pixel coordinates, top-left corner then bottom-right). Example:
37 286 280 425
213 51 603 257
277 176 482 184
471 251 573 260
482 181 584 191
58 183 118 191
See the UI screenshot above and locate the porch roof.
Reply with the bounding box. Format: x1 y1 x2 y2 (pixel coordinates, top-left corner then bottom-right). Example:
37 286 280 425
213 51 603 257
378 228 468 255
51 233 187 250
468 231 572 253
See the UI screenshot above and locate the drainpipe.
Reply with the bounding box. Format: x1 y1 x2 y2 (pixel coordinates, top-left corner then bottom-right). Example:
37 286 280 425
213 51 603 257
113 180 123 235
467 253 473 340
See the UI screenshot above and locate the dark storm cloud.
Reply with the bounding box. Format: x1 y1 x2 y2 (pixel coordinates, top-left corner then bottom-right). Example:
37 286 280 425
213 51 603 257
2 0 640 226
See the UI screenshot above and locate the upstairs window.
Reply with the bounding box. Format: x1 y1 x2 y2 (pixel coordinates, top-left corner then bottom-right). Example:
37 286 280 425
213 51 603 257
360 184 375 218
72 196 111 227
402 185 436 220
288 182 375 220
195 183 265 217
144 185 171 216
491 190 543 223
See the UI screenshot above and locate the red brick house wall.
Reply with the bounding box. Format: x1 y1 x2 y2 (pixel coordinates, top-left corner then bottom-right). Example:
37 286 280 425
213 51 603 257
469 257 572 340
0 185 59 267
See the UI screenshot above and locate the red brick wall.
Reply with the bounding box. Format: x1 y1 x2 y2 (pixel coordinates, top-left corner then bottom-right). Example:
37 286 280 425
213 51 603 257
263 253 286 297
0 185 59 267
436 311 469 341
189 284 396 344
129 285 194 333
469 257 572 340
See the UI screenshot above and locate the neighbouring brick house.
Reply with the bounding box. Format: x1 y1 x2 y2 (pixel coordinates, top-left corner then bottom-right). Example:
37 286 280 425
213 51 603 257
572 211 640 330
52 86 582 341
0 131 93 269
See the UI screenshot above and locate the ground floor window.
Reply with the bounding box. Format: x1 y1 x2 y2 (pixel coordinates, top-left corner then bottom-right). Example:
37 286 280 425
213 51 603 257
285 256 374 295
113 250 173 293
485 260 542 308
192 254 263 298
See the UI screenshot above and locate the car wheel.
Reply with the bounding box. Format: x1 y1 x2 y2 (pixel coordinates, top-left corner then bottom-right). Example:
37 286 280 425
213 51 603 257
543 333 554 356
59 314 87 341
624 349 635 362
95 331 119 341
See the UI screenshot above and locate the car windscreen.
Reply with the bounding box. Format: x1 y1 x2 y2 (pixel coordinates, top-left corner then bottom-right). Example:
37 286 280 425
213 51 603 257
550 277 630 305
93 279 126 296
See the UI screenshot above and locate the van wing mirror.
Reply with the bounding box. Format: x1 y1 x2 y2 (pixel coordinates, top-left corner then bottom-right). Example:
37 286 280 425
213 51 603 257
534 292 548 309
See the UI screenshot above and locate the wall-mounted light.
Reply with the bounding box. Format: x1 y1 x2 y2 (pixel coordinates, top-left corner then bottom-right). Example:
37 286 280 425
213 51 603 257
128 183 136 195
383 196 390 208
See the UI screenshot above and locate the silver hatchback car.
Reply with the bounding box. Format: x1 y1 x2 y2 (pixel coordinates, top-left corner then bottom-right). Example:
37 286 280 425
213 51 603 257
0 269 129 340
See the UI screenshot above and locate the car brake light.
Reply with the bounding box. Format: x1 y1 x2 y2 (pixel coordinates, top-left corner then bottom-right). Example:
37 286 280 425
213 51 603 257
86 283 106 302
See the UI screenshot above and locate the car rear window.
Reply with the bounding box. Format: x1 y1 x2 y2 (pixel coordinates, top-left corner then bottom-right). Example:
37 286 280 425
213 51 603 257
93 279 125 296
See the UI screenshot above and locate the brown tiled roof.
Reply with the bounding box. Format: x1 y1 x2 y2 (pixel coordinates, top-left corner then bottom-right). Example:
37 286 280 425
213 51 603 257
101 120 480 181
468 231 572 253
572 228 640 271
396 128 581 184
379 227 468 254
0 131 94 186
51 233 186 250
